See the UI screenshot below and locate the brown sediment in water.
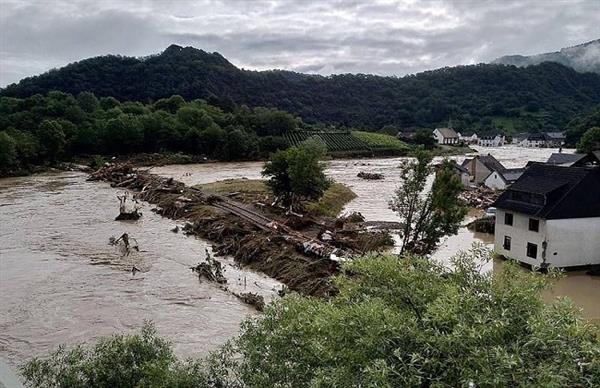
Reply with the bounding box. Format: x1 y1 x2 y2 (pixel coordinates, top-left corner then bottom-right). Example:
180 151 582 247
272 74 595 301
89 163 390 297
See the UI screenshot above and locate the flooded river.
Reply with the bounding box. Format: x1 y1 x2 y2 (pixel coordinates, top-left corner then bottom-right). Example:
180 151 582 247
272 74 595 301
0 172 279 368
1 145 598 369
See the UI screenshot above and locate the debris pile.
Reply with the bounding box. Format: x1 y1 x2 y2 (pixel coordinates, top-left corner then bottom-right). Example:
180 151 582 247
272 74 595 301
459 187 500 209
357 171 384 180
232 292 265 311
191 250 227 284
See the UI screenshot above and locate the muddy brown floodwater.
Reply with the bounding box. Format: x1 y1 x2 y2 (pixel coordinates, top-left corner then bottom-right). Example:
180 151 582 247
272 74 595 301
155 146 599 321
0 172 280 369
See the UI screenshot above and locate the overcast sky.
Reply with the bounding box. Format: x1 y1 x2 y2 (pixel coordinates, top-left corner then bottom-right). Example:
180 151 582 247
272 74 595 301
0 0 598 87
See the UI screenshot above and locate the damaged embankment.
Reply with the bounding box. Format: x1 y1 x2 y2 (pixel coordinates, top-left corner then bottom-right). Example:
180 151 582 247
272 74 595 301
89 164 390 297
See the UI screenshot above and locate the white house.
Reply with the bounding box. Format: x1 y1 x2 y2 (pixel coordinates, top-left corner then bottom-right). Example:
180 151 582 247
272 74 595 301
478 134 505 147
449 161 471 186
461 154 507 185
493 163 600 268
459 132 478 144
483 168 525 190
433 127 459 145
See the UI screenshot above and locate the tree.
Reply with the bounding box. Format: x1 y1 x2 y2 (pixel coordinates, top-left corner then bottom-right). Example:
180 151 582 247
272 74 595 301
390 151 467 255
0 131 18 168
77 91 100 113
577 126 600 153
102 115 143 154
413 129 436 149
37 119 66 161
262 140 329 206
231 251 600 387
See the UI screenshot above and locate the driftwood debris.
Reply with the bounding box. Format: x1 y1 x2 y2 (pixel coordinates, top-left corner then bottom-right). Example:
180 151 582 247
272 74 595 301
191 249 227 284
459 187 500 209
233 292 265 311
357 171 384 180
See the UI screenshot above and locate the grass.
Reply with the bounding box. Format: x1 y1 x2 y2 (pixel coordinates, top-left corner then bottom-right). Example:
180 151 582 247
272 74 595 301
351 131 409 151
306 182 357 217
197 178 356 218
195 179 268 195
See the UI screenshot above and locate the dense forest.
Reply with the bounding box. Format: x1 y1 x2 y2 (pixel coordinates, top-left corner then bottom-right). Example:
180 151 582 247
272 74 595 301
3 45 600 133
0 91 300 174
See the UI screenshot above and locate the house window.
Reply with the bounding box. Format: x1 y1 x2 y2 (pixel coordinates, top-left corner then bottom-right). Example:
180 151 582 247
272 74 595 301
503 236 511 251
504 213 513 226
526 243 538 259
529 218 539 232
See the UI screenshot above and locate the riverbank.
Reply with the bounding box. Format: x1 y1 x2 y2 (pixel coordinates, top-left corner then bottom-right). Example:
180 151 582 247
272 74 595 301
90 164 392 297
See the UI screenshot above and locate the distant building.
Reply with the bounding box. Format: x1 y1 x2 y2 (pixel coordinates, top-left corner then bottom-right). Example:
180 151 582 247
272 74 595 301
461 154 507 185
449 161 471 186
478 134 505 147
545 132 566 147
458 132 478 144
519 132 566 148
512 133 529 145
493 163 600 268
483 168 525 190
546 153 585 166
433 127 459 145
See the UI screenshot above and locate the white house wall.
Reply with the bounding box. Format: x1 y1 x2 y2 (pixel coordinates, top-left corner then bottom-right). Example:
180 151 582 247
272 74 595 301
494 209 547 267
484 172 507 190
545 217 600 266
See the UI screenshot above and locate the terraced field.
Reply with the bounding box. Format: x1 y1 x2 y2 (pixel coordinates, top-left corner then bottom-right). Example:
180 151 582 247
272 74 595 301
284 131 371 153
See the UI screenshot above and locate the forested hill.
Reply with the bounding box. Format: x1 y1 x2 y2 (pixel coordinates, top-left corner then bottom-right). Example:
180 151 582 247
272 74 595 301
3 44 600 132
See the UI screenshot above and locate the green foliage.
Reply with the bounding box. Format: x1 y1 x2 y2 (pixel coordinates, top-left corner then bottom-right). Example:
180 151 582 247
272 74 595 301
232 250 600 387
567 105 600 145
351 130 408 151
0 131 18 168
3 45 599 133
0 92 302 174
577 127 600 153
413 129 436 149
390 151 467 255
22 252 600 387
262 141 330 205
37 120 66 161
284 131 370 153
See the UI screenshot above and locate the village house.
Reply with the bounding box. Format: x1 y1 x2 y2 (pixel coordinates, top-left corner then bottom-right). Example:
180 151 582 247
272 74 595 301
546 153 586 166
493 163 600 268
433 127 459 145
458 132 478 144
478 134 505 147
484 168 526 190
449 161 471 186
461 154 507 185
511 133 529 145
518 132 566 148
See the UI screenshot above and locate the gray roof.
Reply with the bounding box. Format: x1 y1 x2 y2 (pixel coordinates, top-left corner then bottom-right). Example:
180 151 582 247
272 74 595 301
547 153 585 166
478 154 506 173
546 132 566 139
499 168 526 182
435 127 458 138
493 163 600 219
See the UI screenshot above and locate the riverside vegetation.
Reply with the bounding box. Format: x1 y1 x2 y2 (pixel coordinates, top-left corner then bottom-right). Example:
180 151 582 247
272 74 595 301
22 249 600 387
0 91 416 177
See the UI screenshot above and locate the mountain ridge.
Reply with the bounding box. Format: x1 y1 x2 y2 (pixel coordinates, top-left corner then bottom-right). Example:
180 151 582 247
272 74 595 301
492 39 600 74
3 44 600 132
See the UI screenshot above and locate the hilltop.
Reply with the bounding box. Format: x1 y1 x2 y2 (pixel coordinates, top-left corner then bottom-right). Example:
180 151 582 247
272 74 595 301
493 39 600 74
3 44 600 132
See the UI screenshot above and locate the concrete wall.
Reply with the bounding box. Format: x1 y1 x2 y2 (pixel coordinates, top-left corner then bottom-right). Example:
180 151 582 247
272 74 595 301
494 209 547 267
484 171 507 190
495 209 600 267
545 217 600 266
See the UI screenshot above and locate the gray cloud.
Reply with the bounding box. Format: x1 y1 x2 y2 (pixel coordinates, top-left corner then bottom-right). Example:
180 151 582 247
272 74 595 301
0 0 599 86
